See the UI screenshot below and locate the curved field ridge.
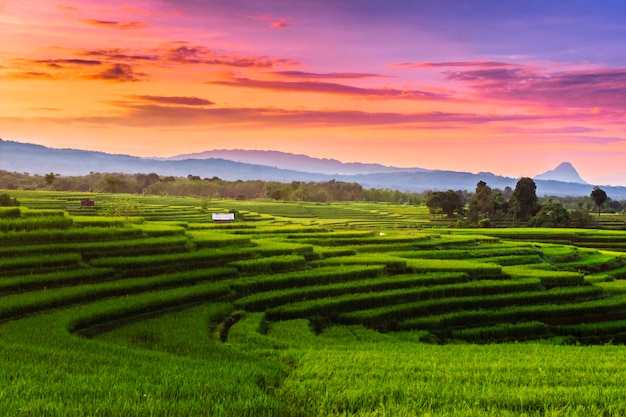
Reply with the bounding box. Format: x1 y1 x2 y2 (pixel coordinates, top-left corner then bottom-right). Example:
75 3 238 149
2 203 626 342
2 194 626 415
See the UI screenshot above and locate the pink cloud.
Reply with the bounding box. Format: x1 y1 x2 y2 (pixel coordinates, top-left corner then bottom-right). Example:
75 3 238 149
446 66 626 110
273 71 392 80
390 61 516 70
502 126 604 134
209 77 447 100
270 21 289 29
249 13 292 29
160 42 300 68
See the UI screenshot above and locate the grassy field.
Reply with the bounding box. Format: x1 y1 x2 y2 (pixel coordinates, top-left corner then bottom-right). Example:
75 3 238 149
2 190 626 415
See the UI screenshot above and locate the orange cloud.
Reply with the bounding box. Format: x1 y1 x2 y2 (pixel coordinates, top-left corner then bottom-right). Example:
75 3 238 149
129 95 214 106
270 21 290 29
67 100 543 129
81 19 148 30
6 71 56 80
4 57 146 82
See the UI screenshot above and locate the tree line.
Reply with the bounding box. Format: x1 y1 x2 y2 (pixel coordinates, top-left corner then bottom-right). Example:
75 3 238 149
0 170 423 204
1 171 623 226
425 177 622 228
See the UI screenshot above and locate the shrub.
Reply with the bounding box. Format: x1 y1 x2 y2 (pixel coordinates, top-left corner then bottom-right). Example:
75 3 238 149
478 218 492 228
0 193 19 207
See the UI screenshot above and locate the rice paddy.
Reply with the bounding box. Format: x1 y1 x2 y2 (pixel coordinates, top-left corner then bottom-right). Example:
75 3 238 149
2 190 626 415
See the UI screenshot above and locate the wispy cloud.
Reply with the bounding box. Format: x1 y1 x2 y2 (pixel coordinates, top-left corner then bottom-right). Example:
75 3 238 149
3 56 145 82
443 65 626 110
390 61 516 70
37 59 102 67
161 42 300 68
81 19 149 30
210 77 447 100
69 101 543 129
88 64 145 82
129 95 214 106
569 136 626 145
5 71 56 80
272 71 392 80
249 13 292 29
502 126 604 134
81 49 158 62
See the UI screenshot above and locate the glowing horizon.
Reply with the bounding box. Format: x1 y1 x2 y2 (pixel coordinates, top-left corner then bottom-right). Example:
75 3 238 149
2 0 626 185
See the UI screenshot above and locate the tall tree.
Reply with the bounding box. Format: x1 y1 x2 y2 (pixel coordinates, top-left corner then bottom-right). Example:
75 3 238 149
509 177 538 223
468 181 494 222
426 190 464 218
590 186 608 217
44 172 56 189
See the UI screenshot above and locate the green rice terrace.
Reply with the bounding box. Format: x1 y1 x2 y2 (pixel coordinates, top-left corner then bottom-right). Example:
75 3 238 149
3 190 626 416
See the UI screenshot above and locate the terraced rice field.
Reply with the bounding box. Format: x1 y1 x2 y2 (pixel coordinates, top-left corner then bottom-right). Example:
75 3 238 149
3 191 626 415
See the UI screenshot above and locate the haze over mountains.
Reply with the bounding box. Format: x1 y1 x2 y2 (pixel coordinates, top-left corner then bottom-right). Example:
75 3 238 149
170 149 428 175
2 139 625 199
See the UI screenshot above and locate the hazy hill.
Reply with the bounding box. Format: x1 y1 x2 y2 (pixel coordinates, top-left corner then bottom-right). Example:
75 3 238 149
0 139 328 182
169 149 427 175
535 162 588 184
2 139 625 199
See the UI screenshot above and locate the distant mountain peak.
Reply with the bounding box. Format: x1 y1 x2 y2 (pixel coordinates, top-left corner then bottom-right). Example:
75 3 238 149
534 162 588 184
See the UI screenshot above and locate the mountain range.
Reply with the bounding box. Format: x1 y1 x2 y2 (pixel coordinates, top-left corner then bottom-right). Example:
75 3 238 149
170 149 428 175
2 138 625 199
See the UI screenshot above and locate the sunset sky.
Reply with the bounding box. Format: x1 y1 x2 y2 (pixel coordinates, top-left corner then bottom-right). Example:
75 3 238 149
2 0 626 185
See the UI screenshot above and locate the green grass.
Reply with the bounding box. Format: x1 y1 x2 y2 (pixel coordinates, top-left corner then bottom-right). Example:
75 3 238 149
3 192 626 415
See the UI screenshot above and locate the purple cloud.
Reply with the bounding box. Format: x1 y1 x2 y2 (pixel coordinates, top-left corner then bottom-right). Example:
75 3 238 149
130 95 214 106
82 49 158 62
38 59 102 67
391 61 515 70
89 64 145 82
161 43 299 68
446 66 626 110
